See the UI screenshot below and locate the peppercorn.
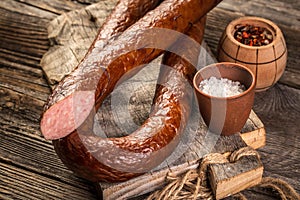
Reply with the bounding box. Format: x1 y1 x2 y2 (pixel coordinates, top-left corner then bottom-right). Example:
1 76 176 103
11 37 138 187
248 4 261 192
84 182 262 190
234 24 273 46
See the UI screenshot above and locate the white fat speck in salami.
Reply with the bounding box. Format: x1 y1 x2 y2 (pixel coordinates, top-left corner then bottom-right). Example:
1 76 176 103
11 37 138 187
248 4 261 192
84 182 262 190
41 91 95 140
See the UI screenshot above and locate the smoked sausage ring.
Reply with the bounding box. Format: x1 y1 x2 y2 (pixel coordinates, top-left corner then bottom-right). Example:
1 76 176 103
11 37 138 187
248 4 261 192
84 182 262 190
41 0 221 182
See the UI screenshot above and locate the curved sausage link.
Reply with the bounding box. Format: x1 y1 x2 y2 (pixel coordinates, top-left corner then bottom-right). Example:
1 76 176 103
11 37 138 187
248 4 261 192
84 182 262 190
53 17 206 182
41 0 221 139
89 0 163 51
43 0 162 111
41 0 221 182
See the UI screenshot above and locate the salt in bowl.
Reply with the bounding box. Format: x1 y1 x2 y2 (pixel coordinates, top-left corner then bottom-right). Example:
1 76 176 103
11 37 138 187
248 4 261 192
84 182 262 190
193 62 256 136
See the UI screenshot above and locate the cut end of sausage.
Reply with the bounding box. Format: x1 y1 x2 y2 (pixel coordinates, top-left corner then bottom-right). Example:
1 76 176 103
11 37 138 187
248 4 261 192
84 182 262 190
40 91 95 140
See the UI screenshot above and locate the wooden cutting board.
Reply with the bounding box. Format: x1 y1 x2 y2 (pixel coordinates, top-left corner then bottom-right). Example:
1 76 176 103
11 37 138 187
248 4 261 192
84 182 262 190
40 2 266 199
97 112 265 200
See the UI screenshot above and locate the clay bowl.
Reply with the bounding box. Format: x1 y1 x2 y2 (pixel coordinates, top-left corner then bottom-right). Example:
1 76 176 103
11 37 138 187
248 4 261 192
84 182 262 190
217 16 287 92
193 62 256 136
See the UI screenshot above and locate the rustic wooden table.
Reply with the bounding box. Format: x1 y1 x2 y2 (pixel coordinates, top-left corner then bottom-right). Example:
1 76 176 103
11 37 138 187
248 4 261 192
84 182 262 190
0 0 299 199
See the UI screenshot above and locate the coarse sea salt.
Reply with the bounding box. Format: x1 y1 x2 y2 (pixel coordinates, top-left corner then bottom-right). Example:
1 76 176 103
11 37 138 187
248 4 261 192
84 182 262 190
199 77 246 97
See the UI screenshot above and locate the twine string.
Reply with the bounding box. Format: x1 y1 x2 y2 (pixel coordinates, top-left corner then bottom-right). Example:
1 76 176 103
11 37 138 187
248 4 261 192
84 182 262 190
258 177 300 200
146 147 300 200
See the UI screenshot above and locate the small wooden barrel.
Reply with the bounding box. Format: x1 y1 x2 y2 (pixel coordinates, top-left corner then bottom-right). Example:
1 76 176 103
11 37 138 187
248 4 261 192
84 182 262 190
217 16 287 92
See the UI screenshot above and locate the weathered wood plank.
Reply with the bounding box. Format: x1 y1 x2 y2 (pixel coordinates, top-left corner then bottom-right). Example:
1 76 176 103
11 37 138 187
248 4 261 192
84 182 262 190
218 0 300 29
0 92 98 199
3 1 266 200
0 0 299 199
0 74 50 101
0 87 45 126
238 103 300 197
100 134 264 200
254 84 300 132
0 65 48 89
240 111 266 149
0 48 45 69
0 1 52 102
253 84 300 194
0 0 56 20
40 0 118 85
209 156 263 200
0 9 50 63
0 88 77 182
36 2 267 199
279 68 300 89
0 162 97 200
0 1 99 198
1 0 85 20
13 0 85 14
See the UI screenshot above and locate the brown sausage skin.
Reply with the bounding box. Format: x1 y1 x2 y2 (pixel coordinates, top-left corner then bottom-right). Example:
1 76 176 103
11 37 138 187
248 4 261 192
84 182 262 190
42 0 221 140
52 17 207 182
88 0 163 51
41 0 221 182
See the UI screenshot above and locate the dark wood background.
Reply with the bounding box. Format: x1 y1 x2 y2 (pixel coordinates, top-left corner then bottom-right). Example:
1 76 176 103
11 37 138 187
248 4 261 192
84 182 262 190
0 0 299 199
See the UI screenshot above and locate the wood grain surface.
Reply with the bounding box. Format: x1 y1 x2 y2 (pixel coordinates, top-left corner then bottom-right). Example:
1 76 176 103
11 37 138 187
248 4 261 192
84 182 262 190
101 134 264 200
0 0 299 199
39 3 266 198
